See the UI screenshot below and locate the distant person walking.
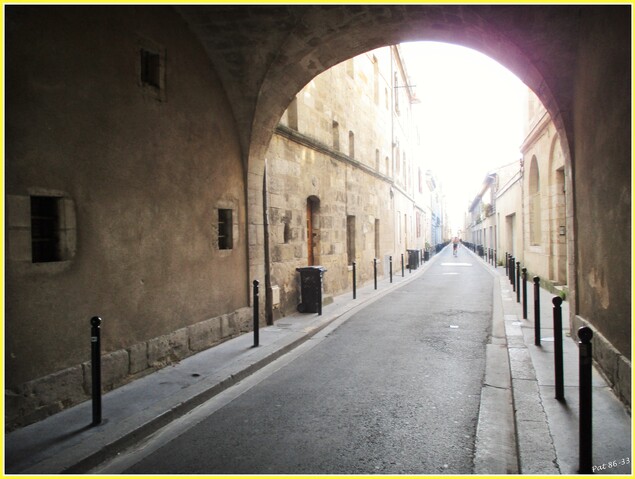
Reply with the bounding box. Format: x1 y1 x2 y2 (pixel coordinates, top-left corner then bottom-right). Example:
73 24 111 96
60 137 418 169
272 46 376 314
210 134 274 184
452 237 460 257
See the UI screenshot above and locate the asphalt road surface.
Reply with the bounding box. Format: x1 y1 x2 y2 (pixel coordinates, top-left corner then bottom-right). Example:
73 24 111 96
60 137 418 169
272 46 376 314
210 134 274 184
120 246 494 474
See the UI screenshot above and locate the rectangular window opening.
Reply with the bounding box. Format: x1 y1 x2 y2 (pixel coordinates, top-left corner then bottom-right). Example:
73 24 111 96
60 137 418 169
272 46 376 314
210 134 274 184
218 209 233 250
31 196 61 263
140 49 161 88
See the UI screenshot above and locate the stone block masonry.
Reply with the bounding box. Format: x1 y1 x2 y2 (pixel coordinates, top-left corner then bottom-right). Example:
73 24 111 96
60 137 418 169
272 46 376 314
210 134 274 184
5 307 251 432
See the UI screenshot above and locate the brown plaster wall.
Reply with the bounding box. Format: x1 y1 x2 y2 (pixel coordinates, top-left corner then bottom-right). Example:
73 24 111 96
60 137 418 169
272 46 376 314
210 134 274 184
5 7 248 388
572 7 631 358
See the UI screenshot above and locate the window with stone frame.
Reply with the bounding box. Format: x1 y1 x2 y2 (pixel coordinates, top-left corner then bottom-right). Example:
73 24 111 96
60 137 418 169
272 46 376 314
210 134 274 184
529 156 542 245
218 209 233 250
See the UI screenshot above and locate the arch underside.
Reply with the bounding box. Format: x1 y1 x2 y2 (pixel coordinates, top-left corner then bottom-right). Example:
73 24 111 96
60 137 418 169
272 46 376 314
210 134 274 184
178 5 632 397
176 5 578 171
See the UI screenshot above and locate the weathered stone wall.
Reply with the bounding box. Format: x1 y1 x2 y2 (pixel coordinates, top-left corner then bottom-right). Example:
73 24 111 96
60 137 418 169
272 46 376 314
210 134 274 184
266 47 422 316
266 130 395 317
5 6 249 426
570 7 631 405
520 94 568 286
6 308 251 431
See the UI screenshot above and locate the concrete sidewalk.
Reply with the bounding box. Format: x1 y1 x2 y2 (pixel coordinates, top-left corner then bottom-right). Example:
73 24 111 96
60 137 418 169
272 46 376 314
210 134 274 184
491 254 631 475
5 247 631 474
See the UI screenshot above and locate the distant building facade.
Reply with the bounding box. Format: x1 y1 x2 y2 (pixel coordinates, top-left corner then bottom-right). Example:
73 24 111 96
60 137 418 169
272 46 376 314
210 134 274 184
265 46 443 320
6 33 446 430
466 89 568 290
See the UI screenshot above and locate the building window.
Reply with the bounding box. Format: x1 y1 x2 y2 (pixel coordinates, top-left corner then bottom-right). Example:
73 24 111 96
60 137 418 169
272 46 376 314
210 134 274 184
332 121 340 151
373 57 379 105
394 72 400 114
375 219 380 259
140 49 161 88
138 39 166 101
346 58 355 78
403 152 407 183
375 149 380 171
283 220 291 244
287 97 299 131
31 196 61 263
349 131 355 158
346 215 356 265
218 209 233 250
529 156 541 245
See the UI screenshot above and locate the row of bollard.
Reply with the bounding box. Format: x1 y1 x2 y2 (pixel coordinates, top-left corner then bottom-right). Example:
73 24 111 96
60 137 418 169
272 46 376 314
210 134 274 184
86 249 431 429
90 247 593 471
504 252 594 474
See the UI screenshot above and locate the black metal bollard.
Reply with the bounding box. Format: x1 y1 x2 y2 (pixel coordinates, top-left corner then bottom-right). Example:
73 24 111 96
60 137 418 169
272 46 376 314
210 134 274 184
534 276 541 346
510 257 516 290
352 261 357 299
494 250 497 268
253 280 259 347
373 258 377 290
90 316 102 426
389 255 393 283
516 262 521 303
578 326 594 474
505 253 509 276
401 253 405 277
318 270 323 316
522 268 528 319
553 296 565 401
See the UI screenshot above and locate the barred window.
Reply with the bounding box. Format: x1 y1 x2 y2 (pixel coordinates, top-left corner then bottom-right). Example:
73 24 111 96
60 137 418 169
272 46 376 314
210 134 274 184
218 209 233 250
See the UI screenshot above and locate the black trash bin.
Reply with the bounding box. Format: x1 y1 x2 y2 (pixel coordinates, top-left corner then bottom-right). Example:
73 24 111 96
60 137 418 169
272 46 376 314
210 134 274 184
423 250 430 262
406 249 420 269
296 266 327 313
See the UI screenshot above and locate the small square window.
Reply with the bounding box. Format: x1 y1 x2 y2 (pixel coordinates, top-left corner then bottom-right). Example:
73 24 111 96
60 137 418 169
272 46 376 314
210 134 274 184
31 196 61 263
218 209 233 250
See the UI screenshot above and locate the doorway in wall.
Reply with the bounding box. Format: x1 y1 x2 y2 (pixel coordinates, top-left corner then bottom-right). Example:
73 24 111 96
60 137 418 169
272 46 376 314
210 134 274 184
506 213 516 256
307 196 320 265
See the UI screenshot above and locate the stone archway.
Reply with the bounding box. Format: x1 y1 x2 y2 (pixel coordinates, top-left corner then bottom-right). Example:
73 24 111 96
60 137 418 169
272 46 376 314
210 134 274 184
178 4 630 402
197 5 578 296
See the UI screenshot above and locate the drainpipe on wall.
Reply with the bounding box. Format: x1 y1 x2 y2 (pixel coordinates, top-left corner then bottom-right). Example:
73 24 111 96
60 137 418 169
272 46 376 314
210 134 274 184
263 159 274 325
390 45 396 256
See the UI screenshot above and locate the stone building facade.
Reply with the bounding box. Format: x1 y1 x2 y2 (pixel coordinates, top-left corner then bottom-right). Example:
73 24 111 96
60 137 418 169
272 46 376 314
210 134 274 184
5 7 252 430
265 46 440 319
467 88 629 407
5 5 630 427
467 88 568 288
5 26 444 430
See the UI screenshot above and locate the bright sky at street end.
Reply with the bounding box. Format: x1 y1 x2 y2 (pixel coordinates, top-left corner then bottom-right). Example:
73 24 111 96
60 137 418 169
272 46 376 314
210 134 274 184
400 41 527 236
